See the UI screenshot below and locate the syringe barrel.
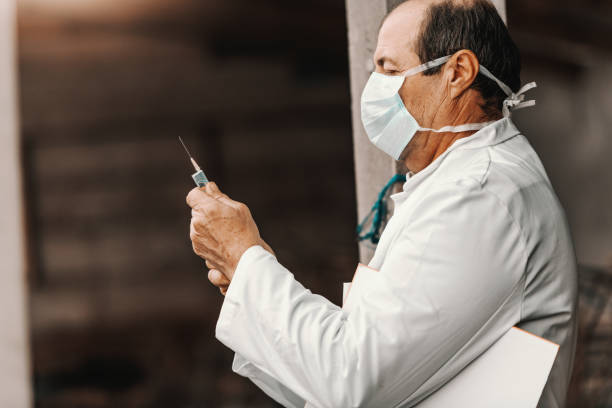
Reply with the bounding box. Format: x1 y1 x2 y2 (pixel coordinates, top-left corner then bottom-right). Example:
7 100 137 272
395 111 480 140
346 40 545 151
192 170 209 187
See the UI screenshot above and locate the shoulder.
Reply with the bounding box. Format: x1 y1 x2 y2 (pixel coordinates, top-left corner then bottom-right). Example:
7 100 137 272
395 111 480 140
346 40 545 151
434 146 493 188
390 162 528 286
430 134 556 215
402 133 561 237
404 146 526 239
410 147 498 221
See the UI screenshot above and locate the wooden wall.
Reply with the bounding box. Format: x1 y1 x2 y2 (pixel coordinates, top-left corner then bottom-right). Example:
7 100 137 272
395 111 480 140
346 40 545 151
19 0 356 406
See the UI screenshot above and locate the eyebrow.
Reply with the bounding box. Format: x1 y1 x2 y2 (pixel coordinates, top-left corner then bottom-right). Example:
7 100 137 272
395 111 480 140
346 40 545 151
375 55 400 68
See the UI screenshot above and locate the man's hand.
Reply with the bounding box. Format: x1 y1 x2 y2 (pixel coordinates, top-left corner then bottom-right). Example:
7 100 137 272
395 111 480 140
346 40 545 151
186 182 273 292
207 237 276 296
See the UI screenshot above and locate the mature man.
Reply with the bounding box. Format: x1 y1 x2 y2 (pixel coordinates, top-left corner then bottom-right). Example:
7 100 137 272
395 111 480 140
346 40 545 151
186 0 577 407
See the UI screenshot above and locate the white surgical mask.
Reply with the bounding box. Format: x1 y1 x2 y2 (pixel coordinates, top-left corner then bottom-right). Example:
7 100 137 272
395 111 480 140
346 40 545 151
360 55 537 160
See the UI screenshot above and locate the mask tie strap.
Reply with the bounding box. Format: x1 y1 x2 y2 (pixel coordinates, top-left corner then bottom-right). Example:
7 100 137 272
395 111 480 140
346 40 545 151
418 121 497 133
356 173 407 244
502 82 537 117
479 65 537 117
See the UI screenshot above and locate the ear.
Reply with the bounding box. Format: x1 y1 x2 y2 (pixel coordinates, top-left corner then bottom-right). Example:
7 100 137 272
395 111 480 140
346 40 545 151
445 49 479 99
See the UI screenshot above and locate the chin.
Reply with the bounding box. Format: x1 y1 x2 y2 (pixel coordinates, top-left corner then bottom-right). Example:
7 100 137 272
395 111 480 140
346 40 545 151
399 148 415 169
402 156 426 174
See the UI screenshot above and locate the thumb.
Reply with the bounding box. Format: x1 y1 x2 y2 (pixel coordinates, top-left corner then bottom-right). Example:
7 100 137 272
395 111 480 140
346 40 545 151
205 181 222 195
208 269 230 286
205 182 228 200
205 182 241 208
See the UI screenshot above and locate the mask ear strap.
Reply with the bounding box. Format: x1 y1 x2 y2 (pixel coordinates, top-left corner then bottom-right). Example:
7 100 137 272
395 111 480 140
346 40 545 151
402 55 451 77
479 65 513 96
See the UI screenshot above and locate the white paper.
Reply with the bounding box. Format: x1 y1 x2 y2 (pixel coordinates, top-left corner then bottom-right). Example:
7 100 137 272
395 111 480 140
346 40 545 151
416 326 559 408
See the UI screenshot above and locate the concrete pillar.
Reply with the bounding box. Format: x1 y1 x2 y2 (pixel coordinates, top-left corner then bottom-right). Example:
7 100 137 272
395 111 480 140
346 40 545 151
345 0 395 263
490 0 507 23
346 0 506 263
0 0 32 407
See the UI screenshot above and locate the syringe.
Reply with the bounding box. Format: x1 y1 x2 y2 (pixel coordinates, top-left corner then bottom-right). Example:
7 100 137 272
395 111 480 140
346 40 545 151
178 136 209 187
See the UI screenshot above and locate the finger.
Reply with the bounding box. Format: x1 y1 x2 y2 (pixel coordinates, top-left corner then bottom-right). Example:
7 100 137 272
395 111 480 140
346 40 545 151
190 225 217 260
190 214 214 242
208 269 230 285
190 217 222 251
205 259 219 270
220 287 227 296
193 239 220 263
208 269 230 286
186 187 215 209
189 221 211 252
191 198 226 219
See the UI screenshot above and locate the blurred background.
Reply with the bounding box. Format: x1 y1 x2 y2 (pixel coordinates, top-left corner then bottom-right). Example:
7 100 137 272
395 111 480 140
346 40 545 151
8 0 612 406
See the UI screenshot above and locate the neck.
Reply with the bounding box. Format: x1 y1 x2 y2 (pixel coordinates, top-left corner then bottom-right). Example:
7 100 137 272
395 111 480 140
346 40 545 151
403 99 501 173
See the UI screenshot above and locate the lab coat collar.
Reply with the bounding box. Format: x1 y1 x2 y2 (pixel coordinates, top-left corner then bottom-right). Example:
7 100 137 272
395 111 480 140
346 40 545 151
391 117 521 203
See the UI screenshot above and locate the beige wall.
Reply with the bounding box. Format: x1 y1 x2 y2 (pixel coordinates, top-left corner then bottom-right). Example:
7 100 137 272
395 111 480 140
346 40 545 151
0 0 31 406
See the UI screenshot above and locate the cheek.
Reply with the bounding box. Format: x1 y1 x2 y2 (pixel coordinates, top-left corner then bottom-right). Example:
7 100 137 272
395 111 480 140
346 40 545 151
398 77 439 121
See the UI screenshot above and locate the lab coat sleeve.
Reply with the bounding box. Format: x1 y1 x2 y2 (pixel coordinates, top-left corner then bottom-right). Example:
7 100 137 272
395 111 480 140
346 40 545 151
215 180 527 408
231 352 306 408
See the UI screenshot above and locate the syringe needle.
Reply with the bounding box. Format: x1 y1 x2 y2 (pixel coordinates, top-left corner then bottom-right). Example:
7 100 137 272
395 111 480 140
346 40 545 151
178 136 201 172
178 136 193 159
178 137 208 187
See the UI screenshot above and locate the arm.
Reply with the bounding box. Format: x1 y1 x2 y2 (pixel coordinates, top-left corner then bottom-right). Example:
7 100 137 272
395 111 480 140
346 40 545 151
215 181 528 407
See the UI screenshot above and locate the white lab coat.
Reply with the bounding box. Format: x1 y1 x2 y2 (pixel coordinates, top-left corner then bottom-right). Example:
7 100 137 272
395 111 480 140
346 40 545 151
215 118 578 408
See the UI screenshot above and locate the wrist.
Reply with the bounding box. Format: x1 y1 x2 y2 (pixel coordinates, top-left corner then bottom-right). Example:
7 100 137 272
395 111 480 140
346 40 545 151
229 242 261 280
257 238 275 257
